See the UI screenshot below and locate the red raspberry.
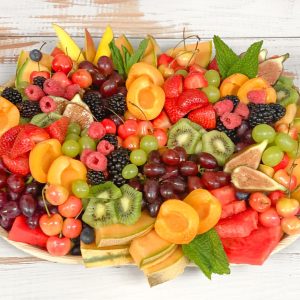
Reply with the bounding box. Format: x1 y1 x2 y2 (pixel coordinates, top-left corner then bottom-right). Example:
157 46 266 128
85 151 107 172
88 122 106 139
80 149 94 165
247 90 266 104
43 79 66 97
234 102 250 119
39 96 57 113
97 140 114 156
214 100 234 117
64 84 81 100
25 85 45 101
220 112 242 129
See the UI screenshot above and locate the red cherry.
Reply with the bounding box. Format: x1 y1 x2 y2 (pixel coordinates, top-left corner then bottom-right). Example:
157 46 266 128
62 218 82 238
50 47 65 57
71 69 93 88
137 121 154 136
58 195 82 218
51 72 72 88
118 120 138 140
30 71 50 83
39 213 63 236
101 118 117 134
46 236 71 256
153 128 168 147
268 190 285 206
123 135 140 150
52 54 73 74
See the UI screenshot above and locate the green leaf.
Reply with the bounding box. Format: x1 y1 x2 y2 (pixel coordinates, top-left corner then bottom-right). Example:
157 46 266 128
126 38 149 74
182 229 230 279
227 40 263 78
213 35 239 78
109 40 125 76
121 45 132 75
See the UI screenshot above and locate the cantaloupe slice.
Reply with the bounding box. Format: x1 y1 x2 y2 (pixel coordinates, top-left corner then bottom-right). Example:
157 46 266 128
129 229 177 268
95 211 155 247
17 50 53 71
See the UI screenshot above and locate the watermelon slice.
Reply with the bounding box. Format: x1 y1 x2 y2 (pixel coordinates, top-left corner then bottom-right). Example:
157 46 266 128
210 185 236 207
216 209 258 238
8 216 48 248
221 200 247 219
221 225 283 265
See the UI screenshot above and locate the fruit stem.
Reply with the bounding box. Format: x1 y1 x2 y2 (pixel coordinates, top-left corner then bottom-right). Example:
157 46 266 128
42 186 51 217
25 176 33 184
75 208 83 220
288 132 300 198
170 34 200 57
39 41 47 51
104 107 125 124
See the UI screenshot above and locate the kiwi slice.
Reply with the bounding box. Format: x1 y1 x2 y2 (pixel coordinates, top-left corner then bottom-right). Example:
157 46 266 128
30 112 61 127
89 182 122 201
82 198 118 228
114 184 142 225
188 119 207 135
274 83 299 107
277 76 294 88
167 119 202 154
202 130 235 166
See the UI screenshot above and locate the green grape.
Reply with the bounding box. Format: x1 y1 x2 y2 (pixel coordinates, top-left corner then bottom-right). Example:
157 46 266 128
81 128 89 137
65 133 80 141
72 180 90 198
202 86 220 103
68 122 81 135
287 146 300 159
175 69 188 77
140 135 159 153
204 70 221 87
130 149 147 166
275 132 298 152
62 140 80 158
262 146 284 167
79 136 96 153
122 164 139 179
252 124 276 143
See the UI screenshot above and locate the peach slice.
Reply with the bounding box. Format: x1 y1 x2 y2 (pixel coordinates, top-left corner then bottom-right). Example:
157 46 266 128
237 77 276 104
126 62 164 90
0 96 20 137
29 139 62 183
127 75 165 120
47 156 87 191
219 73 249 97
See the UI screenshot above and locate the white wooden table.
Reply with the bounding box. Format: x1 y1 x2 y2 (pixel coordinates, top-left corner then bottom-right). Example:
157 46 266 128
0 0 300 299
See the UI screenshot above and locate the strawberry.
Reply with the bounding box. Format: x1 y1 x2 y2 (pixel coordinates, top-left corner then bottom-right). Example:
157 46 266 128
158 53 173 66
2 154 30 176
178 89 209 113
164 98 186 124
45 116 70 143
208 57 219 72
0 125 23 157
188 104 216 129
163 74 183 98
183 72 208 90
189 64 206 74
152 110 172 129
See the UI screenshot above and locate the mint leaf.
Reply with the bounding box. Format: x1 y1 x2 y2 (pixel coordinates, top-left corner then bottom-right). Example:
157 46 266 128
109 40 125 76
122 45 132 75
126 38 149 73
182 229 230 279
213 35 239 78
227 40 263 78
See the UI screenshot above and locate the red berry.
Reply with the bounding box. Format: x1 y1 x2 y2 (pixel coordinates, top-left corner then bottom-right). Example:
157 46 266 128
234 102 250 119
214 100 234 117
85 151 107 171
101 119 117 134
80 149 94 165
118 120 138 140
2 154 30 176
97 140 114 156
188 104 216 129
52 54 73 74
25 85 45 101
249 192 271 213
51 72 72 88
220 112 242 129
208 57 219 72
71 69 93 88
247 90 267 104
64 84 81 100
273 154 290 172
189 64 206 74
183 72 208 90
43 79 66 97
163 74 183 98
88 122 106 139
40 96 57 113
177 89 209 113
152 110 172 129
45 116 69 143
153 128 168 147
46 236 71 256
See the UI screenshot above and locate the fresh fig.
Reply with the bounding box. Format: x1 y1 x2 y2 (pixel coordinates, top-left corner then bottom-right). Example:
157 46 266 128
224 140 268 173
231 166 286 192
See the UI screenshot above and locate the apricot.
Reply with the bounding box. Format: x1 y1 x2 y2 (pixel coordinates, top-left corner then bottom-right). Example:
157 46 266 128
47 156 87 192
219 73 249 97
29 139 62 183
127 75 165 120
276 103 297 126
126 62 164 90
0 96 20 137
184 189 222 234
237 77 277 104
155 199 199 244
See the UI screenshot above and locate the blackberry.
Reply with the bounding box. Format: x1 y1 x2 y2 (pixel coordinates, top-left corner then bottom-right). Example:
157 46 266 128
216 118 238 141
1 87 22 105
83 92 107 121
17 101 42 118
248 103 286 127
33 76 47 90
220 95 239 108
106 93 127 115
87 170 105 185
102 134 118 148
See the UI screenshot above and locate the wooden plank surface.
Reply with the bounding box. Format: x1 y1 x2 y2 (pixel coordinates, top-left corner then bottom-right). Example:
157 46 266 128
1 0 300 299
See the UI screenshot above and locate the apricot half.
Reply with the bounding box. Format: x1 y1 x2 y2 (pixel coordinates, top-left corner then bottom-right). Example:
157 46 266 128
47 156 87 191
219 73 249 97
127 75 165 120
126 62 164 89
0 96 20 137
237 77 277 104
29 139 62 183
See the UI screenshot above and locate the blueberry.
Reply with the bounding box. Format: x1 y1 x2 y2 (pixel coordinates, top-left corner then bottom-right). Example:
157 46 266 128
80 226 95 244
236 191 250 201
70 245 81 256
29 49 42 62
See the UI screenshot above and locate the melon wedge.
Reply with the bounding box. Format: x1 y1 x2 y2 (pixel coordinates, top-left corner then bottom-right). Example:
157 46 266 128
129 229 177 268
95 211 155 247
17 50 53 71
143 247 188 287
80 242 132 268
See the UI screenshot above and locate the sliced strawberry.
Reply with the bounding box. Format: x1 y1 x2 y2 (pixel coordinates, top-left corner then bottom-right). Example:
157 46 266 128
2 154 30 176
158 53 173 66
45 116 70 143
208 57 219 72
184 72 208 90
0 125 23 157
163 74 183 98
189 64 206 74
188 104 216 129
152 110 172 129
164 98 186 124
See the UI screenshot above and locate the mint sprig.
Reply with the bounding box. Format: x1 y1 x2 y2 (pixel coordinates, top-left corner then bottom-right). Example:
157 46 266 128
182 229 230 279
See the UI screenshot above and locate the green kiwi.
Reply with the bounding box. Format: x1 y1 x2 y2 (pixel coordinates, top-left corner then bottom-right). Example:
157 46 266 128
274 83 299 107
277 76 294 88
30 112 61 127
82 198 118 228
167 118 202 154
202 130 235 166
114 184 142 225
88 182 122 201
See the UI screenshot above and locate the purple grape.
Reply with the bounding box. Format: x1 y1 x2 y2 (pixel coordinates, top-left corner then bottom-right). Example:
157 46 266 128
7 174 25 193
243 129 254 144
159 182 177 199
0 172 7 189
143 163 166 177
78 61 98 74
0 201 21 218
147 150 161 164
117 86 127 96
92 71 106 87
161 165 179 180
24 182 40 196
0 216 13 230
235 142 249 152
26 212 41 229
173 146 187 163
7 189 21 202
144 179 160 204
100 79 118 97
128 178 143 192
109 71 124 86
0 191 7 208
162 149 180 166
19 194 37 217
237 121 250 138
198 152 218 169
165 177 187 193
108 114 124 127
97 56 113 76
179 161 198 176
148 202 161 218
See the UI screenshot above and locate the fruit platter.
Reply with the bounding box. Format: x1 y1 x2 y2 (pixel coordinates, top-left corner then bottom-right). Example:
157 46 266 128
0 24 300 287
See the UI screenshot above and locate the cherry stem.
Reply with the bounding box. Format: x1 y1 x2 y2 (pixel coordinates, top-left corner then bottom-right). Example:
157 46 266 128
42 186 51 217
39 41 47 51
75 208 83 220
288 130 300 198
170 33 201 57
105 107 125 124
76 48 84 63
